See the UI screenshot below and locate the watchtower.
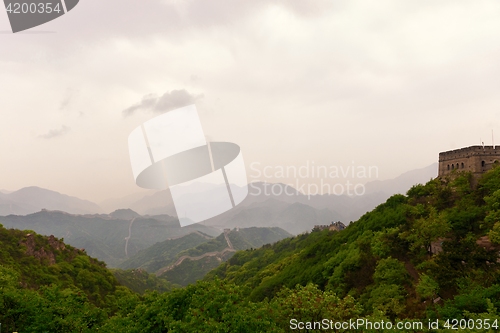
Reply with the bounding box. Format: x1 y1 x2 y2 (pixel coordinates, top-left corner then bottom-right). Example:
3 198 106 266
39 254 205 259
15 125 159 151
438 146 500 177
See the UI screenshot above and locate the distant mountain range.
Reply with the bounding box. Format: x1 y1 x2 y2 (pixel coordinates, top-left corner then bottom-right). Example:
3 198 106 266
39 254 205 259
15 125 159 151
363 162 438 196
0 186 103 216
196 163 438 233
0 163 438 235
202 197 342 235
98 190 157 213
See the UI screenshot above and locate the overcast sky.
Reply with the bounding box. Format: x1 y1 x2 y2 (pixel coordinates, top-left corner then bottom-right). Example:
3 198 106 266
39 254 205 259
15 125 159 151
1 0 500 202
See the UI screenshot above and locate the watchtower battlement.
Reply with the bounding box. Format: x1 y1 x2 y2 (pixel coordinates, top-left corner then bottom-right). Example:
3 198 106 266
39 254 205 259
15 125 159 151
438 145 500 177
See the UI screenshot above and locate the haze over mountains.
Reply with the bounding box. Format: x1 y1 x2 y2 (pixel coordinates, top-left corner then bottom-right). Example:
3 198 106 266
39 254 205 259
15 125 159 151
0 186 103 216
0 163 438 235
119 163 438 233
108 162 437 218
363 162 438 196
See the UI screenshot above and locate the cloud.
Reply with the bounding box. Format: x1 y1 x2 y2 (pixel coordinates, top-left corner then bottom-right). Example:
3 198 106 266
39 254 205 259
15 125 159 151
122 89 203 116
0 0 334 63
59 95 71 111
154 90 203 113
122 94 158 117
38 125 71 139
59 89 79 112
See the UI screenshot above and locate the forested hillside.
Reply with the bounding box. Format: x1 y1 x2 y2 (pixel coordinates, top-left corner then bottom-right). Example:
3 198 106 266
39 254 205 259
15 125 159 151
111 268 177 294
4 167 500 332
118 231 213 272
0 224 137 332
0 211 219 267
206 168 500 323
120 227 291 286
161 227 291 285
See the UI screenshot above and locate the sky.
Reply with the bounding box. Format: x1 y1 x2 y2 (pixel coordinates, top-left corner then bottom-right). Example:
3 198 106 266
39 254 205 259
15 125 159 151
1 0 500 203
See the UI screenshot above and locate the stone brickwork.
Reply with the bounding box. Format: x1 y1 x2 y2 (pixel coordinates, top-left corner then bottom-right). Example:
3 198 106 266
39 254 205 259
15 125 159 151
438 146 500 177
313 221 346 232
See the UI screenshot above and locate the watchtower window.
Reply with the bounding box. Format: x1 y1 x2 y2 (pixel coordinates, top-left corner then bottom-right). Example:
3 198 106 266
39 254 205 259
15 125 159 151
447 164 450 170
461 162 464 169
456 163 459 169
452 164 454 170
482 161 486 167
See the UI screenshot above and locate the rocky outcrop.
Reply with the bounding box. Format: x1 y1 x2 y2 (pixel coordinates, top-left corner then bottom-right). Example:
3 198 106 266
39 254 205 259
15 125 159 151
19 233 67 265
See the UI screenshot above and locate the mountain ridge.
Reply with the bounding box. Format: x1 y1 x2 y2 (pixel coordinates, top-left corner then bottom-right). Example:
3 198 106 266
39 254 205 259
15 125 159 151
0 186 103 216
0 209 220 267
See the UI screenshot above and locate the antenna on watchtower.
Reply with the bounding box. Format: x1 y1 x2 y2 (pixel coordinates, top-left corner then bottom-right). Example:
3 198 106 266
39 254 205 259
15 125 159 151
493 129 495 149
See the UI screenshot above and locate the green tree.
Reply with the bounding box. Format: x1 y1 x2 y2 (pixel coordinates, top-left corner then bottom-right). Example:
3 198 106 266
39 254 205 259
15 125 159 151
489 222 500 244
400 207 450 256
101 279 281 333
416 274 439 300
365 258 408 320
369 284 405 319
372 257 408 286
270 283 361 332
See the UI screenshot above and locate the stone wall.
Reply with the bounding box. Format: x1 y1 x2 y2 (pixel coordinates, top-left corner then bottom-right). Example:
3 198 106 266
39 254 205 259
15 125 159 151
438 146 500 177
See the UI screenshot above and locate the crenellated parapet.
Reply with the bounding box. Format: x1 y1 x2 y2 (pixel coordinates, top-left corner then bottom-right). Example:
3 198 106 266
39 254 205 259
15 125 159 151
438 146 500 177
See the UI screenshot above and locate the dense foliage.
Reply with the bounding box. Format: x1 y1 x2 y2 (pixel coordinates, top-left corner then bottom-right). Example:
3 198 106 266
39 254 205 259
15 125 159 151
111 268 178 294
0 226 119 306
0 225 136 332
0 211 219 267
206 167 500 328
3 167 500 331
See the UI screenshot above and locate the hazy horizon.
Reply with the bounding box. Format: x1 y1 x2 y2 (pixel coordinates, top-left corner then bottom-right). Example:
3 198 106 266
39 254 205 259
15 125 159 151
0 162 438 205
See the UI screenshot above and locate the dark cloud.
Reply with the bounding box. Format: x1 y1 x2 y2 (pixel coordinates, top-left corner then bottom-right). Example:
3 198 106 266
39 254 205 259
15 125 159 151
59 95 71 111
38 125 71 139
122 94 158 117
154 90 203 112
59 89 79 111
122 90 203 117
